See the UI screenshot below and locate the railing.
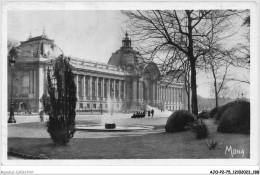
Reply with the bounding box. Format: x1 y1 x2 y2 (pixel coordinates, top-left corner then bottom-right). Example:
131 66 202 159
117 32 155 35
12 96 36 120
70 57 128 75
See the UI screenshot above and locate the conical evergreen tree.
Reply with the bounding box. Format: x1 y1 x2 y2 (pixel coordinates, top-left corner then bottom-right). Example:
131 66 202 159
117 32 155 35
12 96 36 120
43 55 77 145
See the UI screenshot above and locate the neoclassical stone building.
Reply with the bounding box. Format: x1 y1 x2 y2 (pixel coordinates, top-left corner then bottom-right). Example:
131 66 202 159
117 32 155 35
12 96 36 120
8 32 187 113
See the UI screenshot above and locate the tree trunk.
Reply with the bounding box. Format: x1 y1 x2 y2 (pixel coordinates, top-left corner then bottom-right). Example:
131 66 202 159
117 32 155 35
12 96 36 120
214 79 218 107
187 90 190 111
212 65 218 108
187 11 198 116
187 71 191 111
190 59 198 116
184 76 191 111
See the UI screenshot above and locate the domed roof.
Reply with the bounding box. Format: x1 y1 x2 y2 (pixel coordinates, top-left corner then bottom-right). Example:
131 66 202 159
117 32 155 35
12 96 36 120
108 32 144 74
19 33 63 59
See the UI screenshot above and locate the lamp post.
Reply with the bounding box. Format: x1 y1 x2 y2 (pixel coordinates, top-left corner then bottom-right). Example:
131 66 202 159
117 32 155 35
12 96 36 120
8 56 16 123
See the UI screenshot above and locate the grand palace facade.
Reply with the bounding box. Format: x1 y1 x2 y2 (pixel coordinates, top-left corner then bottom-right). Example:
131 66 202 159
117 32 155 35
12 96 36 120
8 32 188 113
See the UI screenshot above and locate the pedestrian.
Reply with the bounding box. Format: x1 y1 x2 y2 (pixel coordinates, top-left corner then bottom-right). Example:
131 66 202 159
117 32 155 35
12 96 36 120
151 109 154 117
39 110 44 122
148 110 151 117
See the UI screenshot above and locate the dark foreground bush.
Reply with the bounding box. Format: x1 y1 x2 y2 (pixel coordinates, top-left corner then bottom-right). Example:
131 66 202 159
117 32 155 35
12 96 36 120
198 110 210 119
209 107 219 119
210 100 250 134
192 119 208 139
165 110 195 133
44 56 77 145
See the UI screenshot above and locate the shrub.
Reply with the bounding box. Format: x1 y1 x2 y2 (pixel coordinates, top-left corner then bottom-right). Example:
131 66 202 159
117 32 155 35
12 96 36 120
209 107 219 119
198 110 210 119
165 110 195 133
44 55 77 145
217 100 250 134
192 119 208 139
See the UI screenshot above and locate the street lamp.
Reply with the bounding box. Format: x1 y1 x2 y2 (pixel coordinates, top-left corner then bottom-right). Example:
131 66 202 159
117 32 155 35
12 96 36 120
8 56 16 123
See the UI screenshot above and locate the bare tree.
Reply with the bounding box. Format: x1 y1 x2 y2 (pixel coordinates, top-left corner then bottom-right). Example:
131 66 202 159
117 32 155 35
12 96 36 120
8 39 20 52
230 85 245 99
229 13 250 84
203 45 232 107
123 10 243 115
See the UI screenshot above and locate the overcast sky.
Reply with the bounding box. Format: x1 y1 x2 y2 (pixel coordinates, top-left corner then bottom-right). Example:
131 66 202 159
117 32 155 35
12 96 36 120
8 10 250 98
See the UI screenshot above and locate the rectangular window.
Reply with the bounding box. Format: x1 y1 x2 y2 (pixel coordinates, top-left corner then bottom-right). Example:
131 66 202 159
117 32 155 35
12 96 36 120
104 81 107 98
79 103 83 110
98 79 101 97
21 75 30 95
92 79 95 98
78 76 82 98
120 81 124 99
115 80 119 99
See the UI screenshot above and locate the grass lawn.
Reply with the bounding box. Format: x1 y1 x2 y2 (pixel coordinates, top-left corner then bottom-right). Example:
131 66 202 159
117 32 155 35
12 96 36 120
8 118 250 159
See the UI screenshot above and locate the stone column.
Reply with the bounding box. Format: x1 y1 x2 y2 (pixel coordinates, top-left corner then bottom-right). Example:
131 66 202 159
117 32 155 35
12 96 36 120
38 67 45 111
156 83 159 101
169 87 171 102
161 86 163 101
123 80 126 99
85 76 88 99
95 77 98 100
170 87 173 103
83 76 86 100
160 86 162 101
89 76 92 100
166 86 169 102
166 87 168 102
177 88 179 102
132 78 137 101
34 70 37 94
107 78 110 98
29 70 33 94
162 86 164 101
102 78 105 99
173 87 176 103
75 74 79 98
172 88 174 103
159 85 161 101
152 82 156 102
139 80 143 100
111 79 115 99
118 80 121 100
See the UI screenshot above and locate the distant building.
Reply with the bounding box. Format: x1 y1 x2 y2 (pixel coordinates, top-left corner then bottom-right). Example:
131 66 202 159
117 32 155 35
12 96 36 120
8 31 187 113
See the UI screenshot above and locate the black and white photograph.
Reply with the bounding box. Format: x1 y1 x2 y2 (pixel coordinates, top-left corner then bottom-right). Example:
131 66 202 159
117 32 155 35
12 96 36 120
1 1 259 174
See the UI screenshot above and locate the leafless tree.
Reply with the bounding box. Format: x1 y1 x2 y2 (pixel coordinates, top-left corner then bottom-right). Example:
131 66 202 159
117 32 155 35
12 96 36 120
203 45 232 107
123 10 243 115
230 85 245 99
8 39 20 52
229 13 250 84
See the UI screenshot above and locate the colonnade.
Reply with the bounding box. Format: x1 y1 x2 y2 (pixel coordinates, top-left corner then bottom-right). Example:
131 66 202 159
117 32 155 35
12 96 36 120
74 74 126 101
74 74 185 111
